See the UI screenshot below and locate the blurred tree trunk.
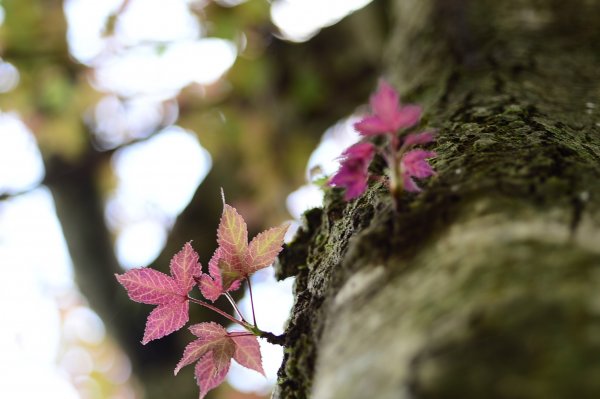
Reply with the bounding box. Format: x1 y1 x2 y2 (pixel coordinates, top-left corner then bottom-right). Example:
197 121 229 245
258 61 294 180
274 1 600 398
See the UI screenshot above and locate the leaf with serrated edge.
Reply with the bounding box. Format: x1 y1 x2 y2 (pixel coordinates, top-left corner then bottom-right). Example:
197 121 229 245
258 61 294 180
115 268 181 305
189 322 228 339
217 204 248 267
142 300 189 344
231 334 265 375
212 338 236 374
245 223 289 274
207 248 222 281
195 352 230 399
170 242 201 293
175 336 219 375
199 274 222 302
200 250 243 300
218 258 244 291
199 250 222 301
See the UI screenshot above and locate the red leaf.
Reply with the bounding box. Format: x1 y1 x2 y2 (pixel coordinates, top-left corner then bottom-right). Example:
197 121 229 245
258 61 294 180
217 204 248 270
115 242 203 344
180 323 266 398
142 300 189 344
175 338 213 375
199 249 243 301
174 326 227 375
195 352 230 399
403 131 435 147
245 223 289 273
231 334 265 376
213 201 287 281
199 250 223 302
212 337 236 374
180 322 236 399
199 274 222 302
115 268 182 305
189 322 228 339
170 241 201 294
218 258 245 291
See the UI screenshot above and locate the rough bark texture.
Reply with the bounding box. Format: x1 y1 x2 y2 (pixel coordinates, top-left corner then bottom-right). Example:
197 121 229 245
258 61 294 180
274 1 600 398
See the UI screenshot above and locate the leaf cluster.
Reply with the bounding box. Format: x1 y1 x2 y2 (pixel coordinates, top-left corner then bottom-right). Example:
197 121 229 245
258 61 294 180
116 196 288 398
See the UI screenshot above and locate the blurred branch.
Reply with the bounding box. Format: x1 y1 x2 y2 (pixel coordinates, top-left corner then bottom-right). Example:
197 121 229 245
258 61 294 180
0 188 36 201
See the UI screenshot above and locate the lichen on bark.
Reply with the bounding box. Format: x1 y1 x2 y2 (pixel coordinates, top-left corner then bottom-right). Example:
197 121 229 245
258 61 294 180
274 0 600 398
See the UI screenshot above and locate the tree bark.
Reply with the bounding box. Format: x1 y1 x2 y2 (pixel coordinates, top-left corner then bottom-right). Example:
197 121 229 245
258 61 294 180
274 1 600 398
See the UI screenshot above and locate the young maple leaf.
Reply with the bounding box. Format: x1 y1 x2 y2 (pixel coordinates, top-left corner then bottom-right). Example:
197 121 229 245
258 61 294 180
115 242 201 344
354 80 422 136
400 149 437 192
175 322 265 399
199 203 288 301
403 131 435 147
198 248 242 302
329 142 375 201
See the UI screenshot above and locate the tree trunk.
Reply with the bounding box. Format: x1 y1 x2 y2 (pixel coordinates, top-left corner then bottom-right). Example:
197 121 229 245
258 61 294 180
274 1 600 398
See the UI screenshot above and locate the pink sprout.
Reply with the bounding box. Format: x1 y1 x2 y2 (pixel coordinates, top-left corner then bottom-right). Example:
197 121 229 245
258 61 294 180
400 150 437 192
354 80 422 136
329 142 375 200
403 131 436 147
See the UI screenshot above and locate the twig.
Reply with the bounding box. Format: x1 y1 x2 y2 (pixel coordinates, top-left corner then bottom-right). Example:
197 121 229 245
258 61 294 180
247 277 257 327
187 296 252 329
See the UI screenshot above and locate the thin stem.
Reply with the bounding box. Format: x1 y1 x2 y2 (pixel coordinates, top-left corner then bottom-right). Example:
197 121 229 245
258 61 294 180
389 135 412 212
383 143 401 209
227 331 255 338
247 277 257 327
187 296 286 346
224 292 247 323
187 296 252 329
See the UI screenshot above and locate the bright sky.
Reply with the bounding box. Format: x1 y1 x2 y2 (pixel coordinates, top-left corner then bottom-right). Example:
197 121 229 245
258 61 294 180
0 0 372 397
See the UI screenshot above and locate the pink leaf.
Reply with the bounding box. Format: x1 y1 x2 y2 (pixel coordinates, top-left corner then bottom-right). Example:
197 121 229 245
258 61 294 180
195 352 230 399
207 248 222 281
394 105 422 130
175 335 219 375
184 322 236 399
329 142 375 201
116 245 202 344
231 334 265 376
174 322 232 375
402 174 422 192
211 338 236 375
354 115 390 136
189 322 228 339
228 279 242 292
200 249 243 299
199 250 223 301
199 275 222 302
341 142 376 159
170 241 202 294
354 80 423 137
400 150 437 193
142 300 189 344
245 224 289 274
214 200 287 280
218 258 245 291
115 268 181 305
217 204 248 269
401 150 437 178
403 131 435 147
369 80 401 127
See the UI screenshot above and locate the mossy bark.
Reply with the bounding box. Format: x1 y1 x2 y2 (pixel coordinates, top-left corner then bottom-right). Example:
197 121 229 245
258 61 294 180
274 1 600 398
